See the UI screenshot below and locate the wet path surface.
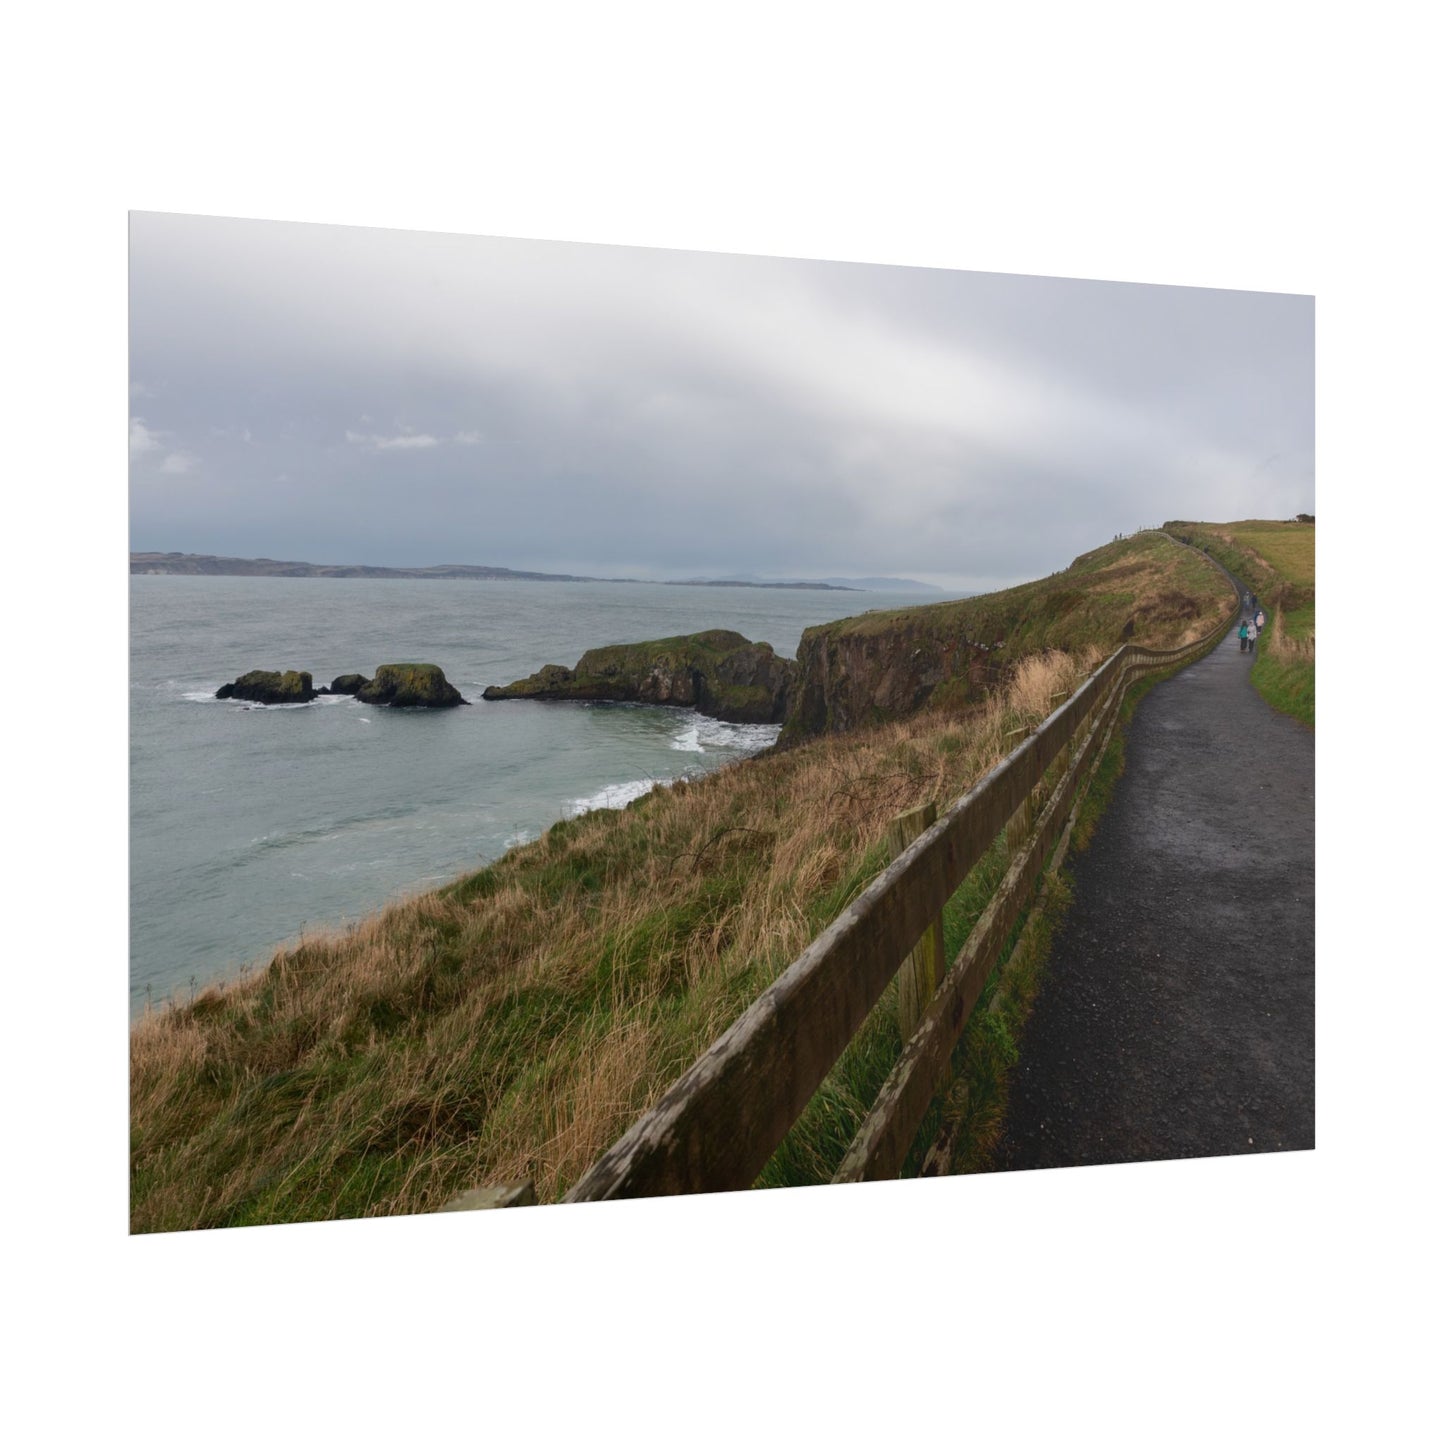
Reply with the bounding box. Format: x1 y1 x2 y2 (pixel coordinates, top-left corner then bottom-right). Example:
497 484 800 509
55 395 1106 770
994 625 1314 1171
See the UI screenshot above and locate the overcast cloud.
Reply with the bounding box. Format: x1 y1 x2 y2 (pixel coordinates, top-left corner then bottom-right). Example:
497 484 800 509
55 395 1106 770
128 213 1314 591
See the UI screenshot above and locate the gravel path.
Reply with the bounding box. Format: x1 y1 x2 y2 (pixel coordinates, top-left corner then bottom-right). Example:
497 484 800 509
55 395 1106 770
994 617 1314 1171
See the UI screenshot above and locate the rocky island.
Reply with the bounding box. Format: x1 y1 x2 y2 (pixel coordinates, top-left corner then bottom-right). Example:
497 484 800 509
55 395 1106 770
215 663 467 707
483 629 795 724
353 663 468 708
215 670 319 704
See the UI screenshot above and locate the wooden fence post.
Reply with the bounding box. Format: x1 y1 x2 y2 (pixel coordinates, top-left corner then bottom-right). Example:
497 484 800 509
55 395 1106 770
1050 690 1071 765
1003 726 1034 854
887 801 946 1043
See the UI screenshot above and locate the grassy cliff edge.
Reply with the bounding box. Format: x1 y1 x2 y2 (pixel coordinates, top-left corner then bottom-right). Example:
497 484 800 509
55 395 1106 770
131 532 1236 1230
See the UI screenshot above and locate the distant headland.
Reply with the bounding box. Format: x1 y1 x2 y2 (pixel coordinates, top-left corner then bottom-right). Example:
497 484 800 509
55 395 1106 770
128 552 944 592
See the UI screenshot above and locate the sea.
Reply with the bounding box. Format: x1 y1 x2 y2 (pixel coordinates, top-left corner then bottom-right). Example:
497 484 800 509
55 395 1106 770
129 576 938 1015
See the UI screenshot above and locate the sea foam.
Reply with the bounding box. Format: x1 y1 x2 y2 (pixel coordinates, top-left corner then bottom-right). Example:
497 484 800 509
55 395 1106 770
670 724 704 753
564 778 660 817
669 711 780 754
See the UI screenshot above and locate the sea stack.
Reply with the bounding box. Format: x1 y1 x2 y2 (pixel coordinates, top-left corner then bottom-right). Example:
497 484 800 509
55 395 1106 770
215 669 319 704
355 663 468 708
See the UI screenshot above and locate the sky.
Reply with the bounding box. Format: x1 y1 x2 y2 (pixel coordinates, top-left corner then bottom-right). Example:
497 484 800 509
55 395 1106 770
129 212 1315 592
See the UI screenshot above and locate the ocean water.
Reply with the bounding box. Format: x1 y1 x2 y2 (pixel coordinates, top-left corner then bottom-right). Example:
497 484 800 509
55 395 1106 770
129 576 934 1014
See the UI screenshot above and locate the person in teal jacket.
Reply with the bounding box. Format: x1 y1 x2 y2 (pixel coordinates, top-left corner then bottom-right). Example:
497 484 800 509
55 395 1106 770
1239 619 1250 653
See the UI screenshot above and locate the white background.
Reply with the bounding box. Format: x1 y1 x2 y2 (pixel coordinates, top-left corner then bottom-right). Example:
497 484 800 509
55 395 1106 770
3 2 1436 1439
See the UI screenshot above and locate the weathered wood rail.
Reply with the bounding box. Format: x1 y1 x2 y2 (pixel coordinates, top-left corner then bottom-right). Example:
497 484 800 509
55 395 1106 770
554 610 1234 1205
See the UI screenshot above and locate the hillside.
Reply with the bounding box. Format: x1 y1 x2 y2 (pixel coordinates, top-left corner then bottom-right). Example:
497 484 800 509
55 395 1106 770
782 531 1233 740
1162 519 1315 725
130 529 1233 1230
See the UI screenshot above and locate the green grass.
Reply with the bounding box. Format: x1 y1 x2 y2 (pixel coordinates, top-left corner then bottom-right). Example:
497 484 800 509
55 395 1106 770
1252 637 1315 724
1276 603 1315 641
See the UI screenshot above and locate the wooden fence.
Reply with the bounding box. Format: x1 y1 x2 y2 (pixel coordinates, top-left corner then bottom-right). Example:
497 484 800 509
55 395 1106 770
554 612 1235 1204
446 596 1237 1212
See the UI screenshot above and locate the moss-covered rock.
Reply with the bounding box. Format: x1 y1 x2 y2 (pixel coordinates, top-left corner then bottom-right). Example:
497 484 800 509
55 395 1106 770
327 673 370 696
215 669 318 704
355 663 468 708
483 629 795 723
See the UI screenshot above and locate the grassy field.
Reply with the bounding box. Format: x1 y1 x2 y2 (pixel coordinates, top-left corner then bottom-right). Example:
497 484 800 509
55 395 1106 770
131 533 1235 1231
1163 519 1315 726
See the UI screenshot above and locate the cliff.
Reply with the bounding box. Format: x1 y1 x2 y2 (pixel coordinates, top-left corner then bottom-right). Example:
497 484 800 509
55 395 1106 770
483 629 795 724
779 533 1234 743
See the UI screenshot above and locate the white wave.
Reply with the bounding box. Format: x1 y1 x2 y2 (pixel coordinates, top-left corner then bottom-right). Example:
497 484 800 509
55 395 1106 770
190 686 350 707
667 710 781 754
564 778 659 818
212 696 343 710
670 724 704 753
504 828 539 850
691 714 782 752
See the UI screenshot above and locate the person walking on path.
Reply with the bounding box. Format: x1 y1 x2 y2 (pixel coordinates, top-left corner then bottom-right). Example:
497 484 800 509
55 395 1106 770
1255 607 1266 633
1247 619 1258 652
1239 619 1250 652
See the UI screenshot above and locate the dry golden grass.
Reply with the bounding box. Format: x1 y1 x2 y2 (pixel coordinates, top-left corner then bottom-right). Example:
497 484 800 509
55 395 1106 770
132 644 1124 1231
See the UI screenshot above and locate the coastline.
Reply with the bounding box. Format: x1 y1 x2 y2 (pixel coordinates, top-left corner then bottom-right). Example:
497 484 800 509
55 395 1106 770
130 552 867 591
130 574 930 1017
131 697 782 1020
129 541 1222 1017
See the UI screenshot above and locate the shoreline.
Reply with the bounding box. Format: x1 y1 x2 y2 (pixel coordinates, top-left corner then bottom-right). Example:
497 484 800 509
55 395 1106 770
130 703 782 1022
130 555 869 592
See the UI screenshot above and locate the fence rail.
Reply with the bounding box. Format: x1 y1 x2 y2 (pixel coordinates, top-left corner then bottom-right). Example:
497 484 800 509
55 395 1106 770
558 607 1235 1205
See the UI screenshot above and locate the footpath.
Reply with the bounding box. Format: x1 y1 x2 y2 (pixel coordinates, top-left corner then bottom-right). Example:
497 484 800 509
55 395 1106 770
994 611 1314 1170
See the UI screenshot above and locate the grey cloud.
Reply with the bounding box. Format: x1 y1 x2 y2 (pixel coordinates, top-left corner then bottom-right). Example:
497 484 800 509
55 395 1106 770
345 429 441 450
128 213 1314 587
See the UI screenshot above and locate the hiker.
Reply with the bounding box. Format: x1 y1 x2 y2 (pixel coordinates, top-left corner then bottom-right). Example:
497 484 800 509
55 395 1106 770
1246 619 1258 652
1255 608 1266 632
1239 619 1250 652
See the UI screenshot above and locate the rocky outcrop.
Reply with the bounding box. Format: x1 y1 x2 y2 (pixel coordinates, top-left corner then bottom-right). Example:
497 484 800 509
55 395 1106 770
215 669 318 704
483 629 795 724
779 534 1233 745
215 664 466 706
780 617 1003 743
355 663 468 708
